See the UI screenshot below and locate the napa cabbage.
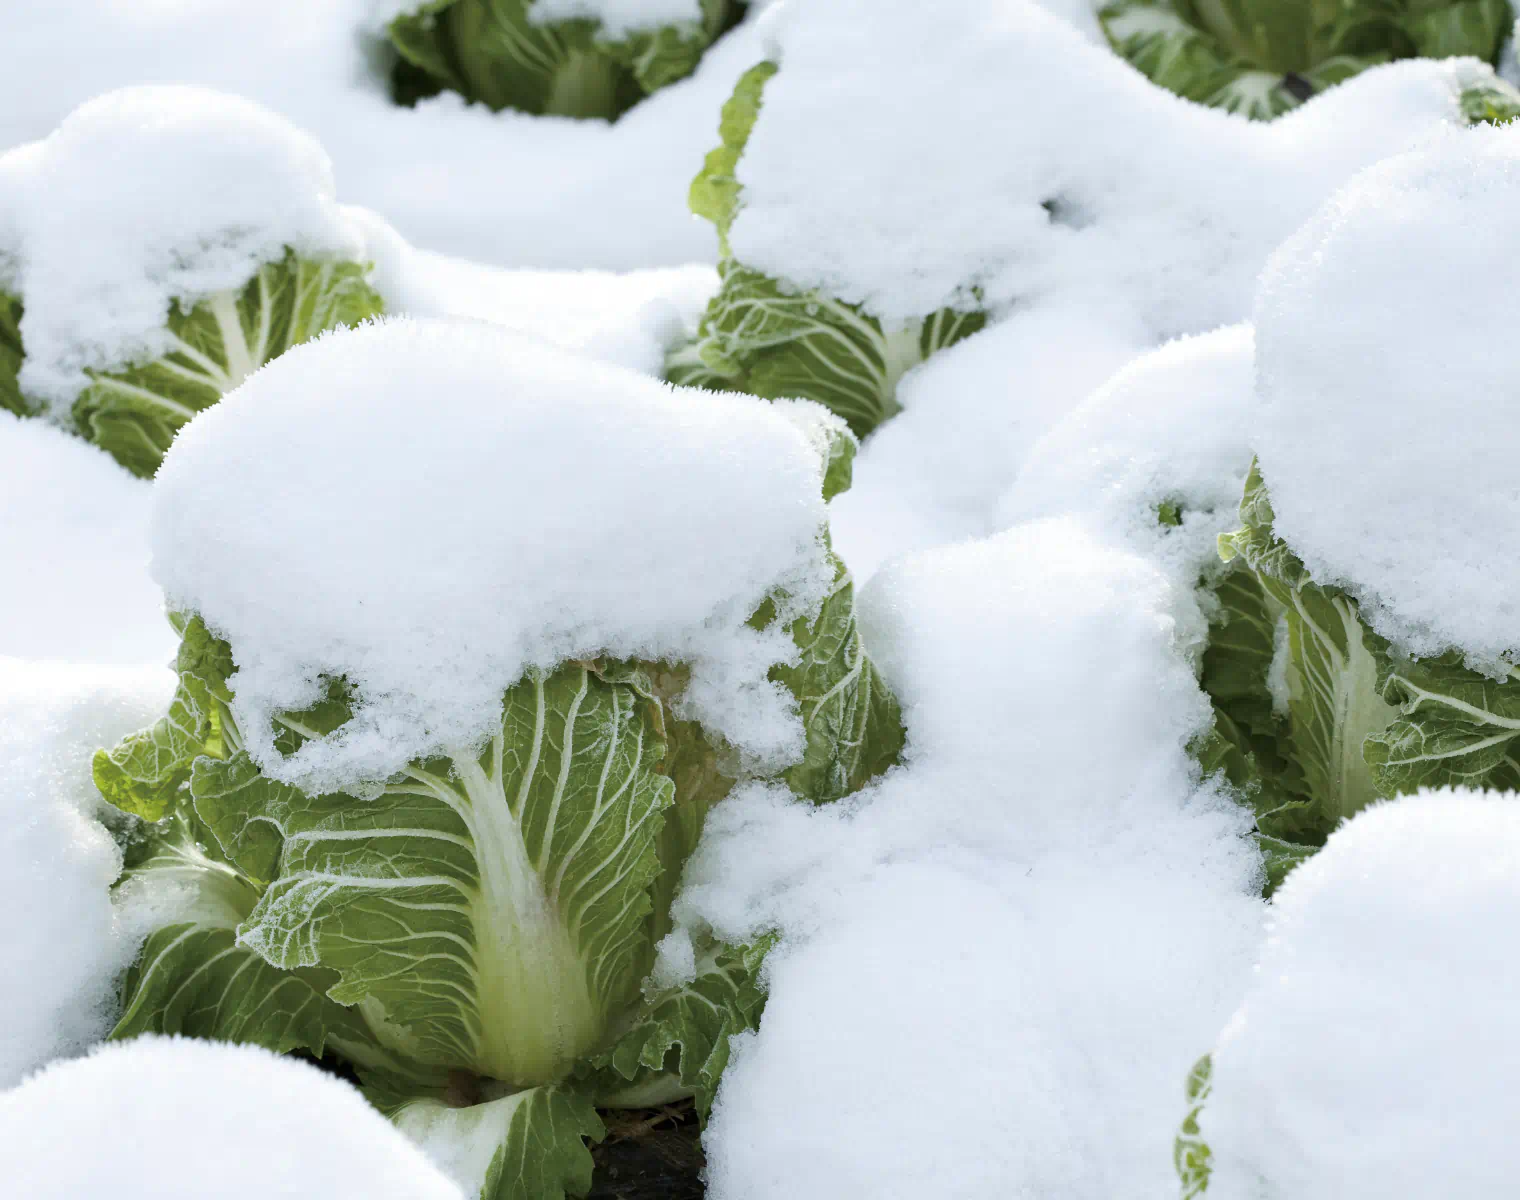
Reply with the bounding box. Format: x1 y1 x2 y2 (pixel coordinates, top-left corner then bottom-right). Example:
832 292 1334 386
388 0 743 120
97 417 901 1200
665 63 986 439
1100 0 1515 118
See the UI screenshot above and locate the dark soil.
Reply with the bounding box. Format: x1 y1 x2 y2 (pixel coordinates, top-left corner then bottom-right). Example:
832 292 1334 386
590 1102 705 1200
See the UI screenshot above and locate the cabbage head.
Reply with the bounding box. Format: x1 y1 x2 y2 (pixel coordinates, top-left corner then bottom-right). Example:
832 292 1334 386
2 251 382 478
388 0 742 120
96 423 902 1200
1100 0 1515 118
1190 461 1520 892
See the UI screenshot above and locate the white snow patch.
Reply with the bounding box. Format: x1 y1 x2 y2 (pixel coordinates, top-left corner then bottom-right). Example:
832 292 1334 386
829 297 1150 584
0 0 768 271
732 0 1496 330
1000 324 1258 596
0 86 367 410
1254 122 1520 666
1201 789 1520 1199
678 518 1265 1199
0 657 175 1087
0 1036 465 1199
151 316 836 793
0 412 173 666
355 207 717 377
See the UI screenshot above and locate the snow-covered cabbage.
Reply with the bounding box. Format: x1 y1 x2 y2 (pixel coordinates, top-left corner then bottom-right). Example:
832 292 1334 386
97 317 901 1200
667 0 1520 440
387 0 743 120
1178 791 1520 1198
0 86 382 478
1198 125 1520 883
1100 0 1515 118
995 328 1300 884
666 59 986 438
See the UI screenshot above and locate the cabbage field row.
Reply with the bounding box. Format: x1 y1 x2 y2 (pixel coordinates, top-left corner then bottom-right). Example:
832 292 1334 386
3 2 1518 1198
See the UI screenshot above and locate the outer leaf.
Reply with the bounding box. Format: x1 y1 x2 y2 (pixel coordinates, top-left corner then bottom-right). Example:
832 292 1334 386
1406 0 1511 59
1253 832 1317 894
389 1085 603 1200
582 937 772 1118
1174 1054 1214 1198
0 290 29 416
214 663 674 1089
1219 462 1396 844
641 664 736 952
389 0 470 98
92 615 236 821
1100 1 1294 119
1461 74 1520 123
191 753 299 888
674 261 985 438
600 0 735 94
92 678 216 821
1365 650 1520 794
773 552 906 803
72 252 382 478
110 807 365 1062
1218 460 1308 594
1268 579 1396 839
1200 565 1286 762
688 60 778 248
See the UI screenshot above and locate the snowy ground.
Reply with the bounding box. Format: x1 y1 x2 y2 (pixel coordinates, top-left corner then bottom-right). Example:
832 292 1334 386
3 2 1518 1198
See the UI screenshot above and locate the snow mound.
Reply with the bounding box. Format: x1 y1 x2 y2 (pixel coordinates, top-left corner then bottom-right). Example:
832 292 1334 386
0 86 367 409
0 413 172 665
733 0 1496 330
828 297 1150 584
677 518 1264 1198
0 657 175 1087
1001 324 1257 594
0 1036 464 1199
1254 122 1520 665
0 0 766 270
356 209 717 377
152 316 837 793
1201 789 1520 1199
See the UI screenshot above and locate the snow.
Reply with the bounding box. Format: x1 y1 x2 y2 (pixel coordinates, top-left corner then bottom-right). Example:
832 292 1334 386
678 518 1265 1199
2 2 1511 1191
0 0 764 271
1253 122 1520 666
1201 790 1520 1199
829 297 1151 584
0 86 368 411
356 208 717 377
732 0 1498 330
0 1036 465 1199
151 316 837 793
0 412 173 666
0 657 175 1087
1000 324 1257 595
